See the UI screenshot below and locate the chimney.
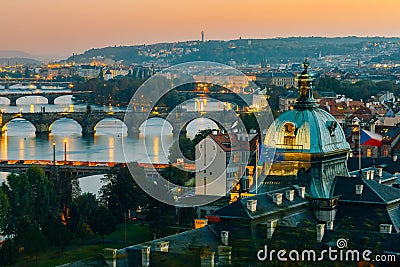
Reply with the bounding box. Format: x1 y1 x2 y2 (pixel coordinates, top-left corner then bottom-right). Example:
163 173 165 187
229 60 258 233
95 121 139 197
366 170 374 180
316 224 325 242
326 221 334 230
297 187 305 198
379 224 392 234
221 231 229 246
218 246 232 265
200 251 215 267
325 102 330 112
153 241 169 252
266 219 278 239
272 193 283 205
246 199 257 212
102 248 117 267
355 184 364 195
285 190 294 201
141 246 150 267
377 167 383 177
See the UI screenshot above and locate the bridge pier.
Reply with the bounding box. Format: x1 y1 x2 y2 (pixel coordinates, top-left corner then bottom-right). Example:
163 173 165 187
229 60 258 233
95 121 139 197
82 127 96 136
9 97 17 106
35 123 51 136
47 96 57 105
127 126 140 137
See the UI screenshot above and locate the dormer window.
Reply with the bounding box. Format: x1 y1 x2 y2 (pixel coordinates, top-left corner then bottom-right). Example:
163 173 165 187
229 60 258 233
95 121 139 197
284 122 296 146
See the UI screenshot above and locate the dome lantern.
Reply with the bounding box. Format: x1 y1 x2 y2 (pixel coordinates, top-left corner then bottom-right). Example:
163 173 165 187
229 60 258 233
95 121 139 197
293 58 318 109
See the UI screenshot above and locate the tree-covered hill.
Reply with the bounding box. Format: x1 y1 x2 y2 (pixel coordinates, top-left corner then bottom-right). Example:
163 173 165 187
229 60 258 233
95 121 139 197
66 37 400 65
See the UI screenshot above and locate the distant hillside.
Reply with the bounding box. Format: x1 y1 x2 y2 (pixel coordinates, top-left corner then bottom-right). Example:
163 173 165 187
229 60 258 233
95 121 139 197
0 50 41 65
0 50 34 58
66 37 400 65
0 57 41 65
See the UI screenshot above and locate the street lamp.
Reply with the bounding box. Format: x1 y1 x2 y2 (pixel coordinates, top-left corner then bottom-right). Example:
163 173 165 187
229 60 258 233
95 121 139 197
53 142 56 166
64 139 67 163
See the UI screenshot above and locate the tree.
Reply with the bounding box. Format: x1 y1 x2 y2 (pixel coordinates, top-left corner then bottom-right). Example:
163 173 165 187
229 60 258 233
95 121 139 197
0 188 9 231
1 173 32 233
239 113 260 133
158 89 186 111
192 128 214 145
160 165 190 186
26 166 59 226
99 165 148 222
16 217 47 258
168 136 194 163
88 206 116 243
74 192 98 223
1 166 60 238
0 239 18 266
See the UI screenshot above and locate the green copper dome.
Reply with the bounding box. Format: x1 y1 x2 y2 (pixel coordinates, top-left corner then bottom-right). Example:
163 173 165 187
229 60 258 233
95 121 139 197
262 59 350 199
271 107 350 155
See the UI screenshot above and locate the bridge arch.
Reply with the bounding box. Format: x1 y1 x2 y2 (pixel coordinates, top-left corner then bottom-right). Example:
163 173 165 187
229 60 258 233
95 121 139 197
51 94 74 104
185 118 220 138
0 97 10 105
16 95 48 105
1 117 36 134
49 117 84 135
138 116 174 136
93 117 128 136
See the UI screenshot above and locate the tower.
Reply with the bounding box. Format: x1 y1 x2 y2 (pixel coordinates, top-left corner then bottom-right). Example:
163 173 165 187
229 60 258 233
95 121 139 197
201 31 204 42
262 58 350 198
260 58 350 226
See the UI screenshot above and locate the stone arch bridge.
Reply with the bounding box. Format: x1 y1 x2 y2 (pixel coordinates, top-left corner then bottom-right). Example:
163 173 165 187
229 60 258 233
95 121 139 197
0 110 246 136
0 91 92 106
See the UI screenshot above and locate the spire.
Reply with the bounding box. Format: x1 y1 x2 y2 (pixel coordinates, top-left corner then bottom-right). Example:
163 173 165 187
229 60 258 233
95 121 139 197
293 58 318 109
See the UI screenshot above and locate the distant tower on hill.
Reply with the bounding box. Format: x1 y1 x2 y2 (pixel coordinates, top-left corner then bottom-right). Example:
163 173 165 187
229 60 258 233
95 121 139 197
201 31 205 42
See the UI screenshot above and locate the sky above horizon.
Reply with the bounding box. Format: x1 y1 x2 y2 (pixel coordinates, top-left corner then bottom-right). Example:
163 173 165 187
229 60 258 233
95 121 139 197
1 0 399 60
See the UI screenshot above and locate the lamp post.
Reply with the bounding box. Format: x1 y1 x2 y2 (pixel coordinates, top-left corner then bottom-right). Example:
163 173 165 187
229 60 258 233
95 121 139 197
53 142 56 166
64 139 67 163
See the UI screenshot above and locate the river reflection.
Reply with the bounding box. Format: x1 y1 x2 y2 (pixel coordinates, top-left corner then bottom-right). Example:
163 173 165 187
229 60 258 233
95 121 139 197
0 95 220 194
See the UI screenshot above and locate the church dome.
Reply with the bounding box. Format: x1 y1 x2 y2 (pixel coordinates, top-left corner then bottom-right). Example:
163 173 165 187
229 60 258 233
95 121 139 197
262 59 350 199
272 107 350 154
267 58 349 154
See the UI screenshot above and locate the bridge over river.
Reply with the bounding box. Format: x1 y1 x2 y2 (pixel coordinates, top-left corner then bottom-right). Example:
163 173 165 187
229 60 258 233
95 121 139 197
0 159 194 180
0 109 257 136
0 90 92 106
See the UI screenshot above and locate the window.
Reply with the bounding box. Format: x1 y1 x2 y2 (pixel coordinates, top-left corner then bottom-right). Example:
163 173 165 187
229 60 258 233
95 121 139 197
366 148 372 157
383 149 389 157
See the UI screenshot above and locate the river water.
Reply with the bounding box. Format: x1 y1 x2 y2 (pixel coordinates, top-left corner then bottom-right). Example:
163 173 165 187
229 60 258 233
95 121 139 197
0 95 219 194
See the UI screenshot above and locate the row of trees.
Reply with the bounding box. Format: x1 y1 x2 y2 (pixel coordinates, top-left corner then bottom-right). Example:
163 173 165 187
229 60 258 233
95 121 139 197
73 76 143 106
72 75 187 111
316 77 400 101
0 164 152 265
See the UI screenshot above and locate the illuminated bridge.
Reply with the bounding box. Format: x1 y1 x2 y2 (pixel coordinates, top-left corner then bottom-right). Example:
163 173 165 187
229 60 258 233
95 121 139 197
0 90 93 106
0 78 71 87
0 109 254 136
0 160 194 180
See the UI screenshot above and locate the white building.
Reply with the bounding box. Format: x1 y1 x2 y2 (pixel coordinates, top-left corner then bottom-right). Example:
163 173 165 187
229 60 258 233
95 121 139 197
195 130 259 196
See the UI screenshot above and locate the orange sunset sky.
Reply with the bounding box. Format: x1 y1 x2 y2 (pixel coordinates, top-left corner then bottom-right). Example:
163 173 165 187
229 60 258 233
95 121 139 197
1 0 399 59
